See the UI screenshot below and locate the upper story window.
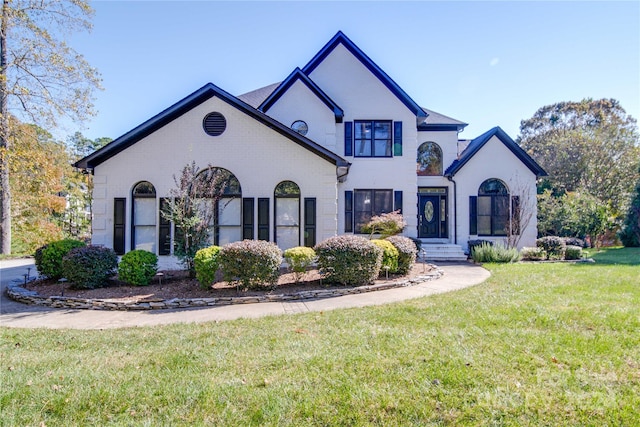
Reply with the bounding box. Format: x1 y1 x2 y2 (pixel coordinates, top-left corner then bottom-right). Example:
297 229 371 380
417 142 443 176
354 120 392 157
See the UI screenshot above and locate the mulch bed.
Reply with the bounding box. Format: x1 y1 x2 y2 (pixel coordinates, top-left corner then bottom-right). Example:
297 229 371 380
24 263 435 303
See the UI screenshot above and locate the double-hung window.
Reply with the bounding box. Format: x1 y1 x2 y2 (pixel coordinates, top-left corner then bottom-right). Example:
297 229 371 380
354 189 393 232
354 120 392 157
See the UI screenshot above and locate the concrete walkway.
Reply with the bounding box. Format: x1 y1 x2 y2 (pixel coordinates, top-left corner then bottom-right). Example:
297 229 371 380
0 260 490 330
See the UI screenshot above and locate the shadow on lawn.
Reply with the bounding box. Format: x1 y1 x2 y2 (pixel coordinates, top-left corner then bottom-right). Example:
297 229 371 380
582 247 640 266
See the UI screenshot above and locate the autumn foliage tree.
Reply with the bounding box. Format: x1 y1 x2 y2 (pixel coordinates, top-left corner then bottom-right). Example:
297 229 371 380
1 0 101 254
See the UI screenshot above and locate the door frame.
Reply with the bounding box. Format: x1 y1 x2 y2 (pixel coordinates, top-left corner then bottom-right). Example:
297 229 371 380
418 187 448 239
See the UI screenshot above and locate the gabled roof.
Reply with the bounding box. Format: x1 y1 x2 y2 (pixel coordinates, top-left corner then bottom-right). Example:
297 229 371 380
75 82 349 170
237 82 281 108
258 68 344 123
302 31 428 120
418 108 468 132
445 126 547 177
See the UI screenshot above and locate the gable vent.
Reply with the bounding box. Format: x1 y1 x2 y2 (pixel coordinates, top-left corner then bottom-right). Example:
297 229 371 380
203 112 227 136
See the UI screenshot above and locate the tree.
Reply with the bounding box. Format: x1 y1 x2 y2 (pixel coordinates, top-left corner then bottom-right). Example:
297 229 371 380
1 0 101 254
619 165 640 247
161 162 235 275
518 99 640 214
9 122 68 252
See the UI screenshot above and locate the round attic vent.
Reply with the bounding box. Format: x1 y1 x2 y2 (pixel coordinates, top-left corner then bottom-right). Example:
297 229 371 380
203 112 226 136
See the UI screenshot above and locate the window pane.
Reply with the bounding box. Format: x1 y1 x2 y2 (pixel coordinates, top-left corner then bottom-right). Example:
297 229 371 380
218 227 242 246
355 139 371 156
417 142 443 176
374 190 393 215
135 226 156 253
218 198 241 226
477 196 492 215
354 122 371 138
277 226 299 251
134 198 156 225
354 191 372 211
374 122 391 139
374 139 391 156
478 217 492 235
276 198 299 226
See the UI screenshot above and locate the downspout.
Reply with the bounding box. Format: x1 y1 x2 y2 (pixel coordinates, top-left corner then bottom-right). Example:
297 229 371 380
447 175 457 244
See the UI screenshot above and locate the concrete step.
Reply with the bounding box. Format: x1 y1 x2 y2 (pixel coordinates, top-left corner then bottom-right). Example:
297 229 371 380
419 244 468 262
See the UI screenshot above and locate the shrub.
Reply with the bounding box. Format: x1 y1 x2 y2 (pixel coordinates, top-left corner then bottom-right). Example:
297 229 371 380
35 239 86 279
371 239 399 274
536 236 566 260
118 250 158 286
471 242 520 263
194 246 222 288
520 246 546 261
564 245 583 260
562 237 586 248
360 210 406 238
468 239 493 255
314 235 382 286
62 246 118 289
283 246 316 283
219 240 282 289
386 235 418 275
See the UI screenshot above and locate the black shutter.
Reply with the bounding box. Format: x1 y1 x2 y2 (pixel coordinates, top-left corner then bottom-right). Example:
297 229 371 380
393 121 402 156
304 198 316 247
344 121 353 156
469 196 478 235
258 198 269 241
511 196 521 236
243 198 254 240
113 198 126 255
394 190 403 214
158 198 171 255
345 191 353 232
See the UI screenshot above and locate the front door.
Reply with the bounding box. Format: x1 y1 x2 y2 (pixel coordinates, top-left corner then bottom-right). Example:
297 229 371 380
418 192 447 238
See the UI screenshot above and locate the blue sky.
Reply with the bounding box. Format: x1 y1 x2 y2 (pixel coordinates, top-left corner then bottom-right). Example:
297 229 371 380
67 1 639 142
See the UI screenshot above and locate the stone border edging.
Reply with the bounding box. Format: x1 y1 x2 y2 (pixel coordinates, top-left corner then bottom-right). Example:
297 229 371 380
6 268 444 311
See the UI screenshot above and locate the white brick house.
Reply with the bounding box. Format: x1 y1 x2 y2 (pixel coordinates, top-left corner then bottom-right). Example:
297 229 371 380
76 31 546 267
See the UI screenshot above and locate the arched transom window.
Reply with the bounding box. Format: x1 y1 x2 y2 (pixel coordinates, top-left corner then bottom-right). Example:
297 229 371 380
477 179 509 236
417 142 443 176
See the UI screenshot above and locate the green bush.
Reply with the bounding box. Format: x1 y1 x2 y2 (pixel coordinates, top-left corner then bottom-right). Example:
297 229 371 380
371 239 399 274
35 239 86 279
118 250 158 286
386 236 418 275
471 242 520 263
314 235 382 286
62 246 118 289
520 246 546 261
194 246 222 288
536 236 566 260
360 210 406 238
219 240 282 289
283 246 316 283
468 239 493 255
564 245 583 260
562 237 586 248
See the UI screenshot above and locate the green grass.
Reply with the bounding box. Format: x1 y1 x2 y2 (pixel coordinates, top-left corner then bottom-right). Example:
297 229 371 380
2 249 639 426
585 246 640 265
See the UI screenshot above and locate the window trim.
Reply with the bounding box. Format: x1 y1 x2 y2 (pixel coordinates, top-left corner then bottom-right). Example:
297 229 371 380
354 120 393 158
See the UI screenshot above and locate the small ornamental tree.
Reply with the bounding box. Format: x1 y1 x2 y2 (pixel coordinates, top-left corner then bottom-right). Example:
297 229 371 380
361 210 406 238
161 162 235 275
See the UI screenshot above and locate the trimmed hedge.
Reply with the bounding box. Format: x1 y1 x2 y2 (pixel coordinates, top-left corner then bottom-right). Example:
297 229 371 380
219 240 282 289
35 239 86 279
194 246 222 288
283 246 316 283
386 235 418 274
564 245 583 260
537 236 566 260
520 246 546 261
371 239 399 274
62 246 118 289
314 235 382 286
118 250 158 286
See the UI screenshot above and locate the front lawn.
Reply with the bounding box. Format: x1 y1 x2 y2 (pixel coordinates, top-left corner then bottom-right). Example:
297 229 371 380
1 249 638 426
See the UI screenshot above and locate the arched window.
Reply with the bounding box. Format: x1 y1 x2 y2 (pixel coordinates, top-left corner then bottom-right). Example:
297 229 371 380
132 181 157 252
477 179 509 236
417 142 443 176
197 167 242 246
275 181 300 251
